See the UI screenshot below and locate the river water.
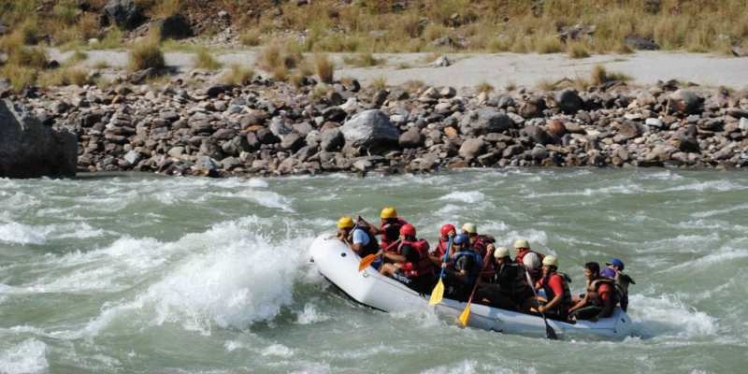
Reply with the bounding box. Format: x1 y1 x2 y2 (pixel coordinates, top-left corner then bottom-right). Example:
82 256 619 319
1 170 746 374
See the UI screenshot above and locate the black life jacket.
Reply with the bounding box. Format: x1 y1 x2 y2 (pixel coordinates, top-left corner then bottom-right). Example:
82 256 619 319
348 228 379 257
381 218 407 249
399 239 434 278
603 270 634 312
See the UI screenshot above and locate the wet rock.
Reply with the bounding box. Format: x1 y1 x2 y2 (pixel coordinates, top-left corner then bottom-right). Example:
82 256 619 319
460 108 513 135
546 119 566 137
0 100 77 178
523 125 551 145
341 110 400 153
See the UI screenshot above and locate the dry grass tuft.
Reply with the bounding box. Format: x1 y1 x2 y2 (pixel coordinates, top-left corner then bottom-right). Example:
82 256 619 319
240 30 262 46
221 64 254 86
371 76 388 90
476 82 495 93
343 53 383 67
39 67 91 87
128 42 166 71
314 54 335 84
537 35 564 54
0 65 38 91
590 64 632 85
193 47 222 70
567 42 591 59
8 47 48 69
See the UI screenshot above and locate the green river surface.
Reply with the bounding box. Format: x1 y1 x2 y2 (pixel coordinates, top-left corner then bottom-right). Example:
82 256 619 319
1 169 747 374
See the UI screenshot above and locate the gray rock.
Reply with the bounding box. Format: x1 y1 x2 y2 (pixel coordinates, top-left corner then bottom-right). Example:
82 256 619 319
193 156 220 174
352 158 373 172
669 89 703 115
460 108 513 135
320 128 345 152
205 85 229 98
220 156 242 170
167 146 185 158
280 133 305 151
740 117 748 130
102 0 146 30
555 89 583 114
399 127 424 148
624 34 660 50
645 117 664 129
341 110 400 153
123 150 141 165
458 138 486 160
433 55 451 67
530 145 549 160
727 108 748 119
256 128 280 144
615 122 641 142
322 107 347 122
0 100 77 178
523 125 551 145
269 117 292 137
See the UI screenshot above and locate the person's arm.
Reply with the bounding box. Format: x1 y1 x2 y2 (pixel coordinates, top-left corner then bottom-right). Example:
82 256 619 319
356 216 381 235
568 294 588 313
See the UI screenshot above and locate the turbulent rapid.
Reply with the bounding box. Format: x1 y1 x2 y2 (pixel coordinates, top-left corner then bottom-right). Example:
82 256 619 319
1 170 747 373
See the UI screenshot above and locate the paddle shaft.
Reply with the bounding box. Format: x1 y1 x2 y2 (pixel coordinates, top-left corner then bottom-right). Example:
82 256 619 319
437 236 454 279
525 269 558 340
458 247 493 326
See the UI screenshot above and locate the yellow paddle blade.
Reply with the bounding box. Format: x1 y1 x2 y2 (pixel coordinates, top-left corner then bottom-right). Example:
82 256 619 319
458 303 472 327
358 254 378 272
428 279 445 306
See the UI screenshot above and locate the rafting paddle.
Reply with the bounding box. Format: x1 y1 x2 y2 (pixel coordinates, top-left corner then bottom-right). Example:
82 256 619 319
457 248 492 327
358 240 401 272
525 270 559 340
428 235 454 306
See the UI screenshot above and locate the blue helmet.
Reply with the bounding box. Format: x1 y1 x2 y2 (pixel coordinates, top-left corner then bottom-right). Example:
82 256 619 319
454 233 470 245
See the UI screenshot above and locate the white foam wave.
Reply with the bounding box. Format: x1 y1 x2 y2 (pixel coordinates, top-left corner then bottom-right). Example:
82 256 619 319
439 191 486 204
630 294 718 338
0 339 48 374
691 203 748 218
661 248 748 272
261 344 294 357
524 183 644 199
0 223 49 245
663 180 747 193
70 217 312 338
420 359 529 374
296 303 330 325
204 190 295 212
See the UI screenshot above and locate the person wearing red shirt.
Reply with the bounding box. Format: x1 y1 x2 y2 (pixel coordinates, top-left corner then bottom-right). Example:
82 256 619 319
535 255 572 321
569 262 618 321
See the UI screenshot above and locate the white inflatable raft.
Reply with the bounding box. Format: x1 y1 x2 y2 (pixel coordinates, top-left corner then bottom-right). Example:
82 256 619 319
310 234 634 340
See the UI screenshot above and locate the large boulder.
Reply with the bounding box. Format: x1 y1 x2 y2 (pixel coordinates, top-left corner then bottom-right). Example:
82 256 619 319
0 100 77 178
158 14 193 40
555 89 583 114
101 0 147 30
459 108 513 135
341 110 400 153
669 89 703 115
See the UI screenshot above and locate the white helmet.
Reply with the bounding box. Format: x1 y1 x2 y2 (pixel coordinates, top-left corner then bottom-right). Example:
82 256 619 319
543 255 558 267
493 246 510 259
523 252 541 270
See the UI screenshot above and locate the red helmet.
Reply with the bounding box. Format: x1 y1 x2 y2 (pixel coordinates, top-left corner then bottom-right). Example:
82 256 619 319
440 224 456 238
400 224 416 237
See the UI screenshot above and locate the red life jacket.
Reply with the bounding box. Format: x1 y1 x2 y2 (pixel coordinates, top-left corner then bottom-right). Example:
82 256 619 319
539 272 573 314
380 218 408 250
434 238 450 259
471 235 495 280
588 278 619 307
399 239 435 278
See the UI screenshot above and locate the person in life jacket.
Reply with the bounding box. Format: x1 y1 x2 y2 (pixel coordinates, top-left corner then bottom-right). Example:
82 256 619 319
461 223 495 282
440 233 483 301
379 224 436 294
514 239 544 282
569 262 618 321
601 258 635 312
358 207 409 251
535 255 573 321
429 224 457 267
336 216 379 258
475 245 535 311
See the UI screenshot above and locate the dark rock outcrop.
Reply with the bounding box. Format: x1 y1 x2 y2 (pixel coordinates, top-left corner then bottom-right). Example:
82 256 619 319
0 100 77 178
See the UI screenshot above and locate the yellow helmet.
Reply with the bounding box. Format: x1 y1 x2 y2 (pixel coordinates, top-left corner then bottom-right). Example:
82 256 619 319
461 223 477 234
380 207 398 219
493 246 510 258
337 216 354 229
543 255 558 267
514 239 530 250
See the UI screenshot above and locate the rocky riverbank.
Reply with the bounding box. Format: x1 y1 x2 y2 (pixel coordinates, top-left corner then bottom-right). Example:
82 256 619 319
7 74 748 177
